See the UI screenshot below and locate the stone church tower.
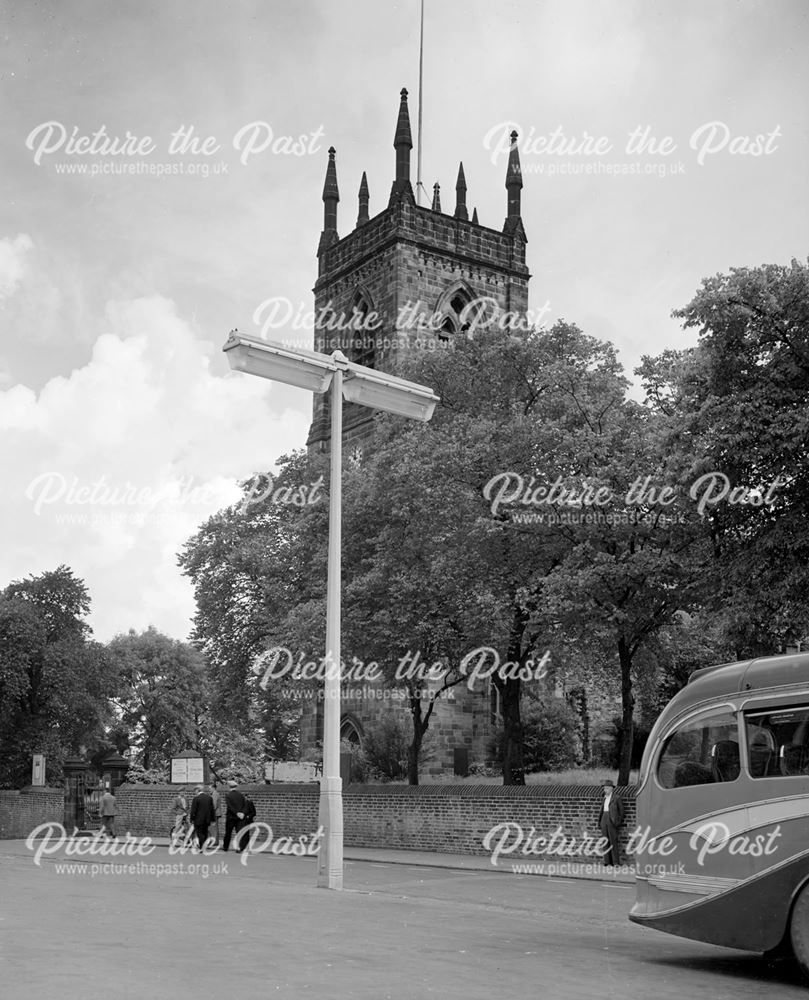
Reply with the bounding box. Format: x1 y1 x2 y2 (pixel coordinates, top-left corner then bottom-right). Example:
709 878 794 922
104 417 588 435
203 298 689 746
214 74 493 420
307 87 530 452
301 89 531 775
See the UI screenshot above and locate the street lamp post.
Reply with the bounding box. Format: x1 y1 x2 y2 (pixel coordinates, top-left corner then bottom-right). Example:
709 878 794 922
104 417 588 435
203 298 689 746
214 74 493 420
321 353 344 890
223 331 439 889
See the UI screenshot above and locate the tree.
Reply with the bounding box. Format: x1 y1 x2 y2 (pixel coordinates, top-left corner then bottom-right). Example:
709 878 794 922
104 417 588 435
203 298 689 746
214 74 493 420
333 322 640 783
529 402 709 783
179 453 324 751
0 566 116 787
200 721 266 784
639 259 809 656
107 627 208 770
181 323 660 785
641 610 738 715
337 422 497 784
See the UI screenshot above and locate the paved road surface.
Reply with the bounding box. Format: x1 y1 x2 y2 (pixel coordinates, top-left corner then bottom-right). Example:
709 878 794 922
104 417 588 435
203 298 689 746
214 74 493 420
0 839 804 1000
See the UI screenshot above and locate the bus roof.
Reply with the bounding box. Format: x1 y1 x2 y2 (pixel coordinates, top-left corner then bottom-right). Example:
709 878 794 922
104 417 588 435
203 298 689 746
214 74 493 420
678 652 809 713
640 652 809 795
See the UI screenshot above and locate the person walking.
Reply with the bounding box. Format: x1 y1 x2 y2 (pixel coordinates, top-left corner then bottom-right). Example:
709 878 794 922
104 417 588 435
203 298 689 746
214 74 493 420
597 779 625 867
100 788 116 838
222 779 246 853
189 784 216 850
171 788 188 845
210 782 222 847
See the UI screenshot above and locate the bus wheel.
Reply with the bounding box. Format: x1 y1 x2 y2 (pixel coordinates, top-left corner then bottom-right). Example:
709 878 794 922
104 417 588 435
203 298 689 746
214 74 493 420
789 884 809 977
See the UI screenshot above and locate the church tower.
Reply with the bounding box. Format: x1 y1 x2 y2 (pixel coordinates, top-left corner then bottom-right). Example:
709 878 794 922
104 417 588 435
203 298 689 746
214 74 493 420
300 90 532 774
306 88 531 451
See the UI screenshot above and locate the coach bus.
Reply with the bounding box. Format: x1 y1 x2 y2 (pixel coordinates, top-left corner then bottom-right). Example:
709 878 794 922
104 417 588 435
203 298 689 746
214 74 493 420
629 651 809 975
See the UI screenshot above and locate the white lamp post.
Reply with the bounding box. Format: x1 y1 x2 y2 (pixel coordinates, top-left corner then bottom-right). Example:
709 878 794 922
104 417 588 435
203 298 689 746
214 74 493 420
223 330 439 889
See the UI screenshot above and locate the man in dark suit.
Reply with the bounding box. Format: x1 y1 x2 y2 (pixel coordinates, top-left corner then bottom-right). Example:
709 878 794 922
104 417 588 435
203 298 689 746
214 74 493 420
597 779 625 867
189 784 216 850
222 779 247 852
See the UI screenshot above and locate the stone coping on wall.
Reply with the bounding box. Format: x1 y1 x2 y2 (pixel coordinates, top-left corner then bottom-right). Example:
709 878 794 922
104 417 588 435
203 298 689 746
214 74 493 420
0 787 64 794
339 783 637 798
117 782 637 797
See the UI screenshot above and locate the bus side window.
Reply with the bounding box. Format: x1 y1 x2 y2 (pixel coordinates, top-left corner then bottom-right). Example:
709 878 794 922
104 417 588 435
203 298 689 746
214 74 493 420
657 711 738 789
745 709 809 778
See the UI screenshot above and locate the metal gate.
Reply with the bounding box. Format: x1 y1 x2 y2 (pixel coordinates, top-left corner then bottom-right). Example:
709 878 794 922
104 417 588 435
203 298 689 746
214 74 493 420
84 786 103 830
64 776 104 832
64 772 86 831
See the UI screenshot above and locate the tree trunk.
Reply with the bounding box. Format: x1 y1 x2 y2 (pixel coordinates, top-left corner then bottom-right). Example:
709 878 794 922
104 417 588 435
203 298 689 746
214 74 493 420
498 677 525 785
498 603 528 785
617 636 635 786
407 732 422 786
408 694 424 786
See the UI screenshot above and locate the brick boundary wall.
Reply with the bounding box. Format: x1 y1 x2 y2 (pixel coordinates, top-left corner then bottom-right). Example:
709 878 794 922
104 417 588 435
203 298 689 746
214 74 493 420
115 783 638 860
0 788 64 839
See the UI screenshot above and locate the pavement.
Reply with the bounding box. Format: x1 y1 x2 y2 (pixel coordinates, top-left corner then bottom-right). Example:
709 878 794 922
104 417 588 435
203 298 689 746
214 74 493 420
343 846 638 883
146 836 638 883
0 837 805 1000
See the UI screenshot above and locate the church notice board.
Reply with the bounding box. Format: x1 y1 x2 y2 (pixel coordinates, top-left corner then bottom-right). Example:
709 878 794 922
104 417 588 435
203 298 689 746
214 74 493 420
170 756 207 784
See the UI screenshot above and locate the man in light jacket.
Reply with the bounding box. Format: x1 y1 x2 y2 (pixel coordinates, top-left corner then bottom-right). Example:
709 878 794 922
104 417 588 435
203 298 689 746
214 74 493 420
210 782 222 847
171 789 188 845
100 788 116 838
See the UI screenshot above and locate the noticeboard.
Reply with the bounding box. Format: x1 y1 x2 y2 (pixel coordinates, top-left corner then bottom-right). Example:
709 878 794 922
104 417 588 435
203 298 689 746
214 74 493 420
170 756 206 784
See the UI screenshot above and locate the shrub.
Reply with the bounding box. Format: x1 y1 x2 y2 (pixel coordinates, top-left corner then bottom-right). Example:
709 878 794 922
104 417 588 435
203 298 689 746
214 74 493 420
124 762 168 784
490 696 581 772
468 762 499 777
340 737 371 784
361 716 433 781
604 716 651 770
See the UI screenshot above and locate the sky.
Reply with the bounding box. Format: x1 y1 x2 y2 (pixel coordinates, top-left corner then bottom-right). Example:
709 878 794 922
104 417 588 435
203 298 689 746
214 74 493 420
1 0 807 642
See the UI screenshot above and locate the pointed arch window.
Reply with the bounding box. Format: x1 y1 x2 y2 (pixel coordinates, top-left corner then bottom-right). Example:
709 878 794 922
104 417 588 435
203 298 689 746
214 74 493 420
437 286 474 341
348 291 376 369
340 717 363 747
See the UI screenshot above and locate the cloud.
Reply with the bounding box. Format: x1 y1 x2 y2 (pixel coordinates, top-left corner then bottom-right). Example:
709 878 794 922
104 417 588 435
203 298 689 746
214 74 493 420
0 234 33 300
1 293 311 640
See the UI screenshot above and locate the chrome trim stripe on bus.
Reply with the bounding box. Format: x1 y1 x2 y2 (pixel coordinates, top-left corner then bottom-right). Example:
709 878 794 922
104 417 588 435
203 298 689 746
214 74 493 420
654 792 809 843
748 797 809 829
641 873 741 896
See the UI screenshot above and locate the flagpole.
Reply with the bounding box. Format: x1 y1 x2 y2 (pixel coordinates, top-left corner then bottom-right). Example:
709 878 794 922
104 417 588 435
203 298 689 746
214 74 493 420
416 0 424 205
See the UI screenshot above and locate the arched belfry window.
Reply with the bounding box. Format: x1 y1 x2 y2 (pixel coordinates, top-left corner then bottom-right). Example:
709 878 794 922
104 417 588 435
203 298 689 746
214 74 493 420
436 284 475 341
348 289 376 369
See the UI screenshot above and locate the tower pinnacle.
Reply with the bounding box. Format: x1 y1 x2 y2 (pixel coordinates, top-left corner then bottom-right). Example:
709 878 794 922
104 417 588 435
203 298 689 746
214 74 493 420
357 171 369 227
504 131 525 237
389 88 414 205
318 146 340 254
454 162 468 221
